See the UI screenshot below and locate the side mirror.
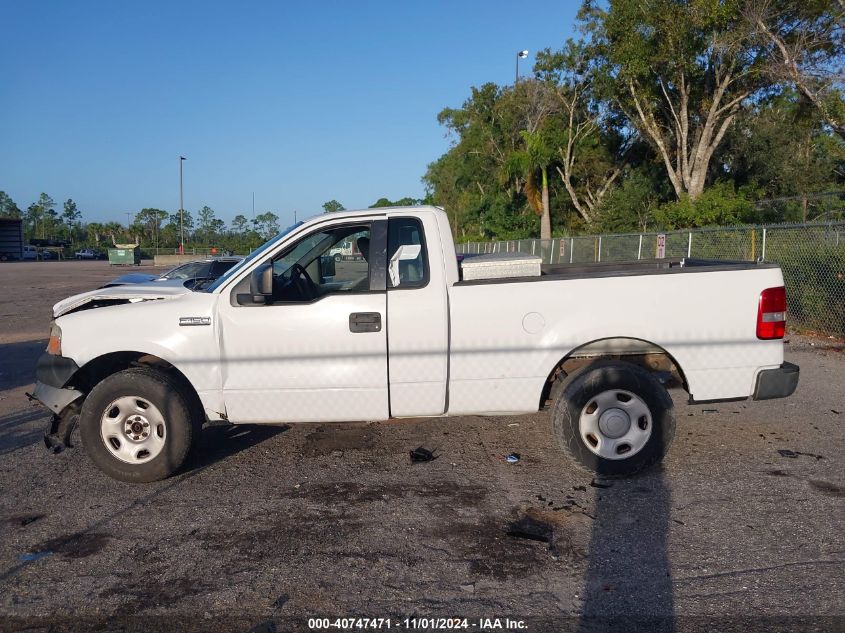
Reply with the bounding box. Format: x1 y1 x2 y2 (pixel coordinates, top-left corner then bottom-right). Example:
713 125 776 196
249 263 273 303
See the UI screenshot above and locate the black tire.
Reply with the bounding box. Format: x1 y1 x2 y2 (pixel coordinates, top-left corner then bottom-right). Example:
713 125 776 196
334 253 342 263
79 368 199 482
551 360 675 478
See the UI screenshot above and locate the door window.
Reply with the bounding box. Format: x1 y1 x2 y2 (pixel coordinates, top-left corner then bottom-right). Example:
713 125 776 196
269 224 372 302
387 217 427 289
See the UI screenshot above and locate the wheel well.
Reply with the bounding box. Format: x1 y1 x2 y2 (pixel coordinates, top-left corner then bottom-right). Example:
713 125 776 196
73 352 206 423
538 338 689 410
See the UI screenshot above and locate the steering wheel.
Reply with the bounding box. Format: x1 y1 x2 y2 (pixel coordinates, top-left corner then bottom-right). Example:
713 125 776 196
290 263 316 300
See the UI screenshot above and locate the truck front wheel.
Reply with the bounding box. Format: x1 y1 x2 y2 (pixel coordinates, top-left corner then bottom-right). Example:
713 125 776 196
79 368 199 482
551 360 675 478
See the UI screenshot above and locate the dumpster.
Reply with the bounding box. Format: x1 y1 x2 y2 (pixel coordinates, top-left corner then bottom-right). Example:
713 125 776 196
108 244 141 265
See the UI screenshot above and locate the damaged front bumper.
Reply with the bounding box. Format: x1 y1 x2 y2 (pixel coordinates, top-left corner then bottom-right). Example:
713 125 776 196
27 353 85 452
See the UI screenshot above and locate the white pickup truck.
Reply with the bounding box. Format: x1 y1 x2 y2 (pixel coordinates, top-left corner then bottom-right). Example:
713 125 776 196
32 206 798 482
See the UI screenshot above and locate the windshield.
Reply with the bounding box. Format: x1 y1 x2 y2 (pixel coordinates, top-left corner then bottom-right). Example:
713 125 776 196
203 222 303 292
160 261 208 280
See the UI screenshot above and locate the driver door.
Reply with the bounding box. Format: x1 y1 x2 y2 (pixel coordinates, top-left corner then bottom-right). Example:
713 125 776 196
217 220 390 423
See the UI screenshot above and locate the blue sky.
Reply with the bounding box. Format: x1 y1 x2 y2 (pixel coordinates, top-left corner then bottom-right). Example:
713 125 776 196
1 1 578 226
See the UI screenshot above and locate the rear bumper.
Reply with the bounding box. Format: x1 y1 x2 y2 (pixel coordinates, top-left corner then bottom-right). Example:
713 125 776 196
752 362 800 401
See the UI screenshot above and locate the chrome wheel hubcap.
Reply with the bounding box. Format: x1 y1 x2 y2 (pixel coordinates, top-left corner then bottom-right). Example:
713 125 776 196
100 396 166 464
579 389 652 460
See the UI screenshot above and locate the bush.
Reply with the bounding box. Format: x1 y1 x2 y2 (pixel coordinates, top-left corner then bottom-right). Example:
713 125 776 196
770 236 845 336
653 182 757 229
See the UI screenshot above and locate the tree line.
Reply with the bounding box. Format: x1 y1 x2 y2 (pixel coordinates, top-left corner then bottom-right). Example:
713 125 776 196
0 191 425 253
424 0 845 240
3 1 842 248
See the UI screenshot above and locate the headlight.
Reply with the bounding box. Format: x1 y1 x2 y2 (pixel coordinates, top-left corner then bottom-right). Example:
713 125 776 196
47 323 62 355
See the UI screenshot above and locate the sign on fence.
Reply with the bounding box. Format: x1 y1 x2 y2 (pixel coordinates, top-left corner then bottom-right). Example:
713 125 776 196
559 240 565 259
656 234 666 259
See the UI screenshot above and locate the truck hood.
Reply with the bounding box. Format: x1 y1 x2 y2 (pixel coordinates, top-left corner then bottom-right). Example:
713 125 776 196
53 284 191 317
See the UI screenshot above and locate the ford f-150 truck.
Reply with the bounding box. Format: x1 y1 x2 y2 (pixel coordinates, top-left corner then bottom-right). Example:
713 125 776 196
31 206 799 482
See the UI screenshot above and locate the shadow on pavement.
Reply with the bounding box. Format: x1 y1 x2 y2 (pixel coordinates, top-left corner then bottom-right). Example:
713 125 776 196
0 339 46 391
181 421 290 474
578 467 674 632
0 407 50 455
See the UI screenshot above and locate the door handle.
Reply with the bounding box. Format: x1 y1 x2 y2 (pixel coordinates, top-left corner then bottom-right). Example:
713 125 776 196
349 312 381 333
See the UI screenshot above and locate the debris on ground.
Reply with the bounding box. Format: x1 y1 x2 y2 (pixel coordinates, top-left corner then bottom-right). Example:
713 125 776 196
572 485 587 492
590 478 613 489
7 514 45 527
272 594 289 609
832 410 841 415
19 551 52 562
505 515 555 552
409 447 437 463
460 583 475 593
506 453 520 464
777 449 825 460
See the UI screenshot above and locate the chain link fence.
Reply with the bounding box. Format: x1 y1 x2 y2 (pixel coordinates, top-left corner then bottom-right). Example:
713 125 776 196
456 221 845 336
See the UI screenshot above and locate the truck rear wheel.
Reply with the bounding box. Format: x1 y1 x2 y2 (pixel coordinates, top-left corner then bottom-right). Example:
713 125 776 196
79 368 198 482
551 360 675 478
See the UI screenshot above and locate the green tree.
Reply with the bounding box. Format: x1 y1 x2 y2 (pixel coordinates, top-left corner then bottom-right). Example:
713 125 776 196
36 193 56 238
231 214 250 234
24 203 42 239
580 0 772 200
535 42 636 226
196 205 218 244
746 0 845 140
135 208 168 247
61 199 81 236
253 211 279 239
322 200 346 213
168 209 194 244
86 222 106 245
369 197 421 208
0 191 21 218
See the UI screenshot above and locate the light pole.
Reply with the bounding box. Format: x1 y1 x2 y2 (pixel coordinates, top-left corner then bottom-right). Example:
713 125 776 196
179 156 186 254
516 49 528 84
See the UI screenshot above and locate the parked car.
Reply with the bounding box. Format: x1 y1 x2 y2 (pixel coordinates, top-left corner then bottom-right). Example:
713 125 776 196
75 248 105 260
22 245 39 260
100 256 244 289
33 206 798 482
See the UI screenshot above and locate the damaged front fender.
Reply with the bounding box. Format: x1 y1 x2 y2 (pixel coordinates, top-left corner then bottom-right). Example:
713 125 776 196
28 381 85 414
26 382 85 453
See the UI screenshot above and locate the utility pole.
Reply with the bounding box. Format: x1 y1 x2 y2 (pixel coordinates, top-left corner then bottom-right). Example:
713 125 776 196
179 156 186 254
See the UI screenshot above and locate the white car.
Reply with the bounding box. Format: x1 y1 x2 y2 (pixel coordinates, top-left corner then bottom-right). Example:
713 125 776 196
33 206 798 482
74 249 101 260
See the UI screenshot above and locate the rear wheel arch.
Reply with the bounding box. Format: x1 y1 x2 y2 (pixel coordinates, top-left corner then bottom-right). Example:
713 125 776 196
538 337 689 410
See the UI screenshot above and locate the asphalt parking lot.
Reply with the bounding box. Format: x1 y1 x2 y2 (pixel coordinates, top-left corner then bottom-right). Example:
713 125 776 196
0 261 843 633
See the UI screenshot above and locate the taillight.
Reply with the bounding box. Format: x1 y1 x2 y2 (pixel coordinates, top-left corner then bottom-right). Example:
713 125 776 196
757 286 786 339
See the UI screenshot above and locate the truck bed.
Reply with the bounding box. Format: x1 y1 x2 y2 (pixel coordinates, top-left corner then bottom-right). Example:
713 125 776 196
456 257 778 284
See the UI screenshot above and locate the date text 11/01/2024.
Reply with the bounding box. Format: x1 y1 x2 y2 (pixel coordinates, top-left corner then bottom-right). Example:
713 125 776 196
307 618 527 630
